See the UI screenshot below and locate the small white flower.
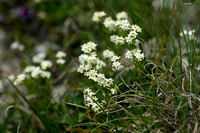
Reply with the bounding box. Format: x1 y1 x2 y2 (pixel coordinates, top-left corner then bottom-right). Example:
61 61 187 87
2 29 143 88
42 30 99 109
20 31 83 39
125 49 144 61
106 78 114 87
77 65 85 73
133 49 145 61
56 51 66 59
103 49 114 59
111 55 120 62
125 50 133 59
84 88 102 112
81 41 97 53
31 67 42 78
84 70 113 87
96 60 106 69
116 11 128 20
103 49 122 71
110 87 118 95
10 41 24 51
18 45 25 51
56 59 65 65
92 11 106 22
90 52 97 57
135 39 140 46
78 53 105 71
96 73 106 86
84 88 92 93
179 29 196 40
112 61 123 71
92 104 101 112
115 19 131 31
125 30 138 44
10 41 19 49
85 69 98 81
30 66 51 79
110 35 125 45
24 66 37 73
8 75 15 81
131 25 142 33
179 29 188 37
103 17 116 31
79 54 89 65
14 74 26 85
188 30 195 36
40 71 51 78
32 53 46 63
41 60 52 70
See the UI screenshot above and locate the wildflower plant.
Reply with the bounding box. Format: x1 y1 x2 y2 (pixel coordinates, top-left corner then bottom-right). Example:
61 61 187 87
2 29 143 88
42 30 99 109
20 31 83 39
75 8 200 132
13 50 67 86
1 48 68 132
77 11 145 114
1 0 200 132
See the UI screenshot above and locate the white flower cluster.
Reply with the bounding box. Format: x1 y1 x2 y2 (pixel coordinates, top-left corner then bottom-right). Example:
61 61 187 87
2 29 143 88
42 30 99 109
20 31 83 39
41 60 52 70
134 39 140 47
103 12 132 31
103 17 116 31
102 11 145 61
179 29 196 40
125 30 138 44
101 11 142 47
14 74 26 85
131 24 142 33
8 75 15 81
78 54 106 72
116 11 128 20
24 64 51 78
56 51 66 65
77 11 146 112
14 54 54 85
10 41 24 51
110 85 119 95
81 41 97 53
32 53 46 63
110 35 125 45
56 51 66 58
13 50 67 86
115 19 131 31
125 49 145 61
14 66 51 86
84 88 103 112
78 41 114 87
125 25 142 45
92 11 106 22
103 49 123 71
84 70 113 87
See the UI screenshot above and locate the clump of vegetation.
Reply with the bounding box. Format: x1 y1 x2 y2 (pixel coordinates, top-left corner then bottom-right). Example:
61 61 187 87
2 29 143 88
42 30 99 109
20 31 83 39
0 0 200 132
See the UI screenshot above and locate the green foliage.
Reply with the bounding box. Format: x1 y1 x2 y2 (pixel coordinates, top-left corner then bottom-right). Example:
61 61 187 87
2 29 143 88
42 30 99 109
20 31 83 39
0 0 200 132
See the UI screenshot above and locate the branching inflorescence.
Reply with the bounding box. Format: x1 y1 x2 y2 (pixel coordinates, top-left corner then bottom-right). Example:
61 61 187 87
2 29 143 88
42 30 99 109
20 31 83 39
77 11 145 112
13 51 66 85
